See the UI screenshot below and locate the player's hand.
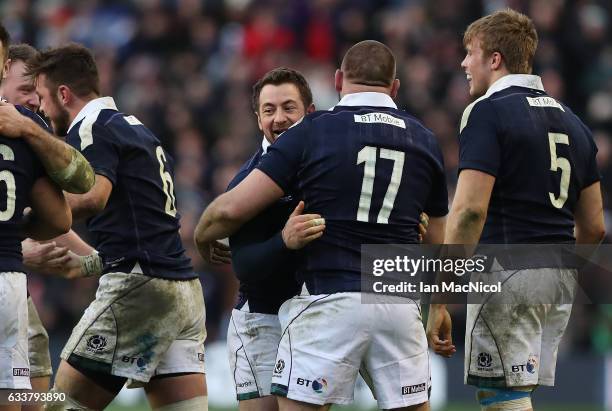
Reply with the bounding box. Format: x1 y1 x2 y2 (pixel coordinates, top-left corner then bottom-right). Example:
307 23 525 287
44 250 85 279
282 201 325 250
0 101 32 138
418 212 429 243
198 240 231 265
426 304 456 358
22 239 70 273
210 239 231 264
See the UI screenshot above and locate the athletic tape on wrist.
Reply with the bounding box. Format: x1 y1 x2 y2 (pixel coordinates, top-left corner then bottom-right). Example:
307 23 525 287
80 251 103 277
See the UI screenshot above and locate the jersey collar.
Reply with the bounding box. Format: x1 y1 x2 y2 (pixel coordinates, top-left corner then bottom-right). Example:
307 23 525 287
335 92 397 109
485 74 544 97
68 96 118 133
261 137 271 154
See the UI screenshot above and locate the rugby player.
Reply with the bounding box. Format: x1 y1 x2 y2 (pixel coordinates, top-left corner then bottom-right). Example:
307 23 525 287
0 42 53 410
1 44 208 411
0 26 72 411
426 9 605 411
0 47 94 195
195 40 448 410
220 68 319 410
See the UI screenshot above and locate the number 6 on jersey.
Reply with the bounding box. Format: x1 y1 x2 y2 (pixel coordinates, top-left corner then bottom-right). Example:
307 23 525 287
156 146 177 217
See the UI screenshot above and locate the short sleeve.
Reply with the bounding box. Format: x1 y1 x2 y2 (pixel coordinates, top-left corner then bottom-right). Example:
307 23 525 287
67 121 120 185
458 99 501 177
581 125 601 189
425 142 449 217
256 118 309 193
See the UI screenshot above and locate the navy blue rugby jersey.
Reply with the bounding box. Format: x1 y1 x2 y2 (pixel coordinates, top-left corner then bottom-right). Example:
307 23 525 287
0 106 49 272
227 139 301 314
257 92 448 294
65 97 193 279
459 75 600 244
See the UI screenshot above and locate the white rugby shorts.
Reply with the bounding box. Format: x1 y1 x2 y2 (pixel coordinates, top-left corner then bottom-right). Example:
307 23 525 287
27 296 52 378
0 272 31 389
465 268 576 388
61 267 207 386
227 303 282 400
271 291 430 409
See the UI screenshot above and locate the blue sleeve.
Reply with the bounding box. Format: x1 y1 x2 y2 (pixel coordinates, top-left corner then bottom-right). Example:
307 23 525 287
67 122 120 185
256 119 309 193
16 106 51 180
16 106 52 133
581 123 601 189
425 141 449 217
230 232 294 281
458 99 501 177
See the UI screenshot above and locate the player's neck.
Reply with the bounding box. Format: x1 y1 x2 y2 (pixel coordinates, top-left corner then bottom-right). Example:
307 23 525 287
67 93 101 124
340 83 392 97
486 68 511 91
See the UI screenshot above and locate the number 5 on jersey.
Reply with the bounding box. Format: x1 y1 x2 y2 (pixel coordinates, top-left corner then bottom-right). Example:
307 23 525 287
548 132 571 209
156 146 177 217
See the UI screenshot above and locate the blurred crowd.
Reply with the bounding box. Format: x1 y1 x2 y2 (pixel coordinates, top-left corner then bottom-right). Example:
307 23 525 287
2 0 611 364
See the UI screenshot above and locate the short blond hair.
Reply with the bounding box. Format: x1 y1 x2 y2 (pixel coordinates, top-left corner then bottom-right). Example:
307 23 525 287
464 9 538 74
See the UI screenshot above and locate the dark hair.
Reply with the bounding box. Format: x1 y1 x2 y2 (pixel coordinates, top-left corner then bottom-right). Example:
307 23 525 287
0 24 11 61
341 40 396 87
25 43 100 97
251 67 313 113
8 43 37 63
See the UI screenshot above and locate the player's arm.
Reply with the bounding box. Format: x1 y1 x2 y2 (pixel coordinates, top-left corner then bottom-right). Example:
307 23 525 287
427 169 494 358
194 169 284 262
574 182 605 244
54 229 96 254
231 201 325 279
444 169 494 244
65 174 113 221
24 177 72 240
0 102 95 194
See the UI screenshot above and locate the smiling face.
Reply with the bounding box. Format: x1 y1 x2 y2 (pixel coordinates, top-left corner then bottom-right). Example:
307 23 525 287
461 38 494 99
256 83 310 144
2 59 40 111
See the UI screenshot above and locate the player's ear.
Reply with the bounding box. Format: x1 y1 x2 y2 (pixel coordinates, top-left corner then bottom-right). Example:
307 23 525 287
334 69 343 93
57 85 71 105
390 78 400 99
306 103 315 114
490 51 503 71
255 111 263 132
2 58 10 79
